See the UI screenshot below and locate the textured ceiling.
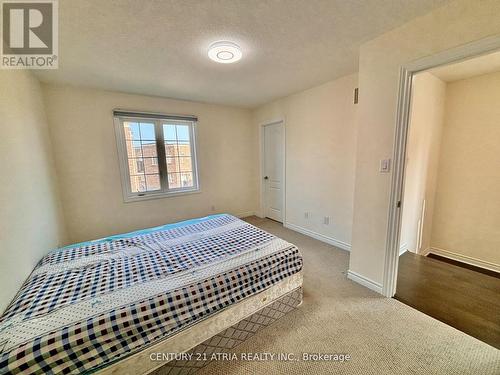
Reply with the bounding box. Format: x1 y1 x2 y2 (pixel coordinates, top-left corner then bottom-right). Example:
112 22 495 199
34 0 451 108
429 50 500 82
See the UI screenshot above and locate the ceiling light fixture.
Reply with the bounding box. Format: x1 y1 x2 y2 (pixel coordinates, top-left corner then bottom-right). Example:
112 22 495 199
208 41 242 64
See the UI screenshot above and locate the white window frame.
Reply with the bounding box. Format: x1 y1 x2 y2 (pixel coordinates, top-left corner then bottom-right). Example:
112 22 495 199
113 111 200 202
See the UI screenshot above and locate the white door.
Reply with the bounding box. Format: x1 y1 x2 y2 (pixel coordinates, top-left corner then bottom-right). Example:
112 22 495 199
263 122 284 222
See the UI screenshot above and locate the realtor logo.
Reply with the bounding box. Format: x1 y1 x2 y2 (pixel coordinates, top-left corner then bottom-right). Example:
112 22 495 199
1 0 58 69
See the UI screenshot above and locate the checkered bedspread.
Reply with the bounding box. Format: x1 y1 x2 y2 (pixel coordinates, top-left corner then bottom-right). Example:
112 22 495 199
0 215 302 374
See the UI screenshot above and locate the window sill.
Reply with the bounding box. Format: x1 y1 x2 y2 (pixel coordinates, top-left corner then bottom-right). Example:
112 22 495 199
123 188 201 203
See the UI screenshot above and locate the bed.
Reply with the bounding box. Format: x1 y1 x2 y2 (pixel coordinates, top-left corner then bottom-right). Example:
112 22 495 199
0 214 303 374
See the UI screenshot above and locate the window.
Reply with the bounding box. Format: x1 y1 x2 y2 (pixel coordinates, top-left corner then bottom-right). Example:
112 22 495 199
114 111 199 201
136 159 145 173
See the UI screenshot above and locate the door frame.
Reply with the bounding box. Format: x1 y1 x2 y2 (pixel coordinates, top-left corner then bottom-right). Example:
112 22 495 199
383 34 500 297
259 119 286 223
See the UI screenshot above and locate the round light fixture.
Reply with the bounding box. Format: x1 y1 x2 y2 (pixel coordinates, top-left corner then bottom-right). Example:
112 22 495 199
208 41 242 64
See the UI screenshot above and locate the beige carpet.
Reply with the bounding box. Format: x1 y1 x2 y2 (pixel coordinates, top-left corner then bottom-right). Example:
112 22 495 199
194 217 500 375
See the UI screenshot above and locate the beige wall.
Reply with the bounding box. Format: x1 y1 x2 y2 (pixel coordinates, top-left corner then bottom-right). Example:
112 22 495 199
253 74 358 248
350 0 500 286
430 71 500 266
0 71 67 311
42 84 258 243
400 72 446 254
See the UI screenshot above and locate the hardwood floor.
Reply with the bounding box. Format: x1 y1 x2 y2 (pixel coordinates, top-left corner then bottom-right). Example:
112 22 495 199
395 252 500 349
427 253 500 278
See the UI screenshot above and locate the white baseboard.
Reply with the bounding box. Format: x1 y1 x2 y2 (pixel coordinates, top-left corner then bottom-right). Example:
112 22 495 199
283 222 351 251
347 270 383 294
428 247 500 273
399 243 408 256
419 247 431 256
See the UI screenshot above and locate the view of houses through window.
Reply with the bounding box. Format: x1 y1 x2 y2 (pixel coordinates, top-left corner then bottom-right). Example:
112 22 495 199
164 123 194 189
121 120 196 196
124 122 161 192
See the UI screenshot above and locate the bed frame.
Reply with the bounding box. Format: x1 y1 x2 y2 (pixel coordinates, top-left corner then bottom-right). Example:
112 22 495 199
97 272 303 375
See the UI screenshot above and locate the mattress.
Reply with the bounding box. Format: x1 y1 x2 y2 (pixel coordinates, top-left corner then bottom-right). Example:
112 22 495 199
101 273 303 375
0 214 303 374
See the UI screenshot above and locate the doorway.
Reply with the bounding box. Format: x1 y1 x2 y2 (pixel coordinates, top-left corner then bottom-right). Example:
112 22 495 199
390 47 500 348
261 121 285 223
383 35 500 297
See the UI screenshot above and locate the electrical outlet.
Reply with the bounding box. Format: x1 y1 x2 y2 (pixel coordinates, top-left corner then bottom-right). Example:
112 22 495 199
211 205 216 211
324 216 330 225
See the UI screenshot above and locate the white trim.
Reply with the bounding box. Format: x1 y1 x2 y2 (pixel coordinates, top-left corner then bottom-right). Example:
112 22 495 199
428 247 500 273
119 189 202 203
420 247 431 256
399 243 408 256
382 65 412 297
383 35 500 298
113 114 200 203
260 119 286 223
347 270 383 294
284 222 351 251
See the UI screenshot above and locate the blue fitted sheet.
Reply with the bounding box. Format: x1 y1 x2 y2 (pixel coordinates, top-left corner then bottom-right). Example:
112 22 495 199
57 214 226 250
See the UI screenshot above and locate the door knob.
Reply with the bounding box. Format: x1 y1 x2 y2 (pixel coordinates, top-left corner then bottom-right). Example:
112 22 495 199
264 176 269 180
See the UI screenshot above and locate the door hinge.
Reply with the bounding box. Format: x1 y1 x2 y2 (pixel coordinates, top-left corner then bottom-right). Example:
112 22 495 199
354 88 359 104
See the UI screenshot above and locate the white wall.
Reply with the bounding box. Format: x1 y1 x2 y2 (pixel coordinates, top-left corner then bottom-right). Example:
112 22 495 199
253 74 358 249
430 71 500 267
0 71 67 312
400 72 446 254
349 0 500 287
43 84 258 243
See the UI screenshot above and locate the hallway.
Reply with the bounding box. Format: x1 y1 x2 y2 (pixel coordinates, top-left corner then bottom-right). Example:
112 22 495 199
395 252 500 349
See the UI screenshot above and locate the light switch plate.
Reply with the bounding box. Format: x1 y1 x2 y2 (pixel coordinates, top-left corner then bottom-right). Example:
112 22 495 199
380 159 391 173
